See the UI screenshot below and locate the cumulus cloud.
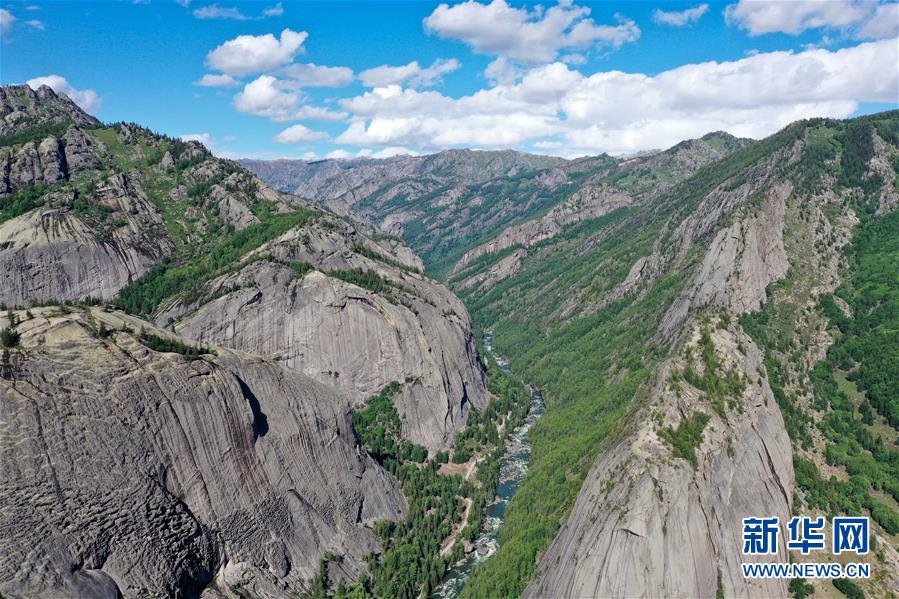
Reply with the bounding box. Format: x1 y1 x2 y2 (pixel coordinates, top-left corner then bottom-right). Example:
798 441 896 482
233 75 347 121
484 57 521 85
336 72 566 148
653 4 709 27
273 124 328 143
1 8 16 33
562 37 898 153
359 58 461 88
26 75 102 113
196 73 240 87
325 149 352 159
25 19 44 29
724 0 893 38
206 28 307 76
179 133 214 147
423 0 639 64
332 38 897 155
279 63 355 87
857 2 899 39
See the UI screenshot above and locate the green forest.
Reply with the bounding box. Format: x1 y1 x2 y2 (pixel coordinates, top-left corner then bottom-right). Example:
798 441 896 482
325 355 532 599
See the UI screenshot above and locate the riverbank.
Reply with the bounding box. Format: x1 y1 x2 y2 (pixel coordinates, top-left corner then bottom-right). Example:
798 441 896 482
433 335 545 598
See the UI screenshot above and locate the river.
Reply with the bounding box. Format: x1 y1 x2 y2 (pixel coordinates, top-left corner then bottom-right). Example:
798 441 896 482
433 334 545 598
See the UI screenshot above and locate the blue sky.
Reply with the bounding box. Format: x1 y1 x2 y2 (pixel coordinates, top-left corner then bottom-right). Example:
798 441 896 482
2 0 897 159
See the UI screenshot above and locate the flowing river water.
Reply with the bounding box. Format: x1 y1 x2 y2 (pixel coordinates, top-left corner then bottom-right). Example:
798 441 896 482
433 334 545 598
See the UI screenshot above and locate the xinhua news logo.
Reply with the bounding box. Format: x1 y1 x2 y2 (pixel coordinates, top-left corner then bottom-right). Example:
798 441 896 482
740 516 871 579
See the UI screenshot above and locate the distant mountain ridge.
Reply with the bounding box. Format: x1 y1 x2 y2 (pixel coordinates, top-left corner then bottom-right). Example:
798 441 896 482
242 131 752 277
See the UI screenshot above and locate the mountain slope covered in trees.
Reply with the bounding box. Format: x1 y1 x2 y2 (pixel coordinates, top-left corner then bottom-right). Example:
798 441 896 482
452 111 899 598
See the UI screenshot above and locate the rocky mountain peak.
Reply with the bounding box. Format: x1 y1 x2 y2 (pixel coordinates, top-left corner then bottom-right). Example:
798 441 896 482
0 84 100 138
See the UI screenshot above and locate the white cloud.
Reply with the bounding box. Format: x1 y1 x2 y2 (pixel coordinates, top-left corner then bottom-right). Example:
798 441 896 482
193 4 248 20
423 0 640 64
193 2 284 20
325 149 352 159
1 8 16 33
857 2 899 39
331 38 897 155
179 133 214 147
206 28 307 76
26 75 102 113
25 19 44 29
653 4 709 27
263 2 284 17
372 146 416 158
234 75 299 120
196 73 240 87
359 58 461 88
724 0 891 38
484 57 521 85
560 37 898 153
233 75 347 121
336 74 566 148
273 124 328 143
292 105 349 121
280 63 355 87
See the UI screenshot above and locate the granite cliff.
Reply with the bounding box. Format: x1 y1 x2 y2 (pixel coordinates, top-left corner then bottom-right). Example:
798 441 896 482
0 306 403 598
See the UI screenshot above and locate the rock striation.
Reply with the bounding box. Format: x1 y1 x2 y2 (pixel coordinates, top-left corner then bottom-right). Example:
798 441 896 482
156 215 487 452
0 173 174 305
0 307 403 598
525 324 793 599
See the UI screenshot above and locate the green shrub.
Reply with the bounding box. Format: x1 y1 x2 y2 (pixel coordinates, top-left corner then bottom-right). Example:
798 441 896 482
0 327 20 348
659 411 710 469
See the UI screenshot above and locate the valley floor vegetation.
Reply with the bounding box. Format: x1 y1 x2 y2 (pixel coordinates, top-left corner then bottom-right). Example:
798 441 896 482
311 350 531 599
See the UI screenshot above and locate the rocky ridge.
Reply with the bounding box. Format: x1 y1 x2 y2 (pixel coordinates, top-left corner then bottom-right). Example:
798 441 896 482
449 132 753 291
0 84 490 597
153 213 487 451
525 322 794 599
453 113 899 599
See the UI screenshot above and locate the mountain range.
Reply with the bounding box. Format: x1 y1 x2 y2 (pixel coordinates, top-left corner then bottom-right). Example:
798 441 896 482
2 83 897 599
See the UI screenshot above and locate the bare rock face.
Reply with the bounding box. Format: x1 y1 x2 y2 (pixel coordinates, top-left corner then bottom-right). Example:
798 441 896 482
156 217 487 452
525 323 793 599
0 308 403 598
458 248 528 291
240 150 564 207
0 173 174 305
159 150 175 172
871 131 899 216
0 126 103 196
37 136 67 183
7 142 43 189
63 126 103 173
0 85 100 136
660 185 790 338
